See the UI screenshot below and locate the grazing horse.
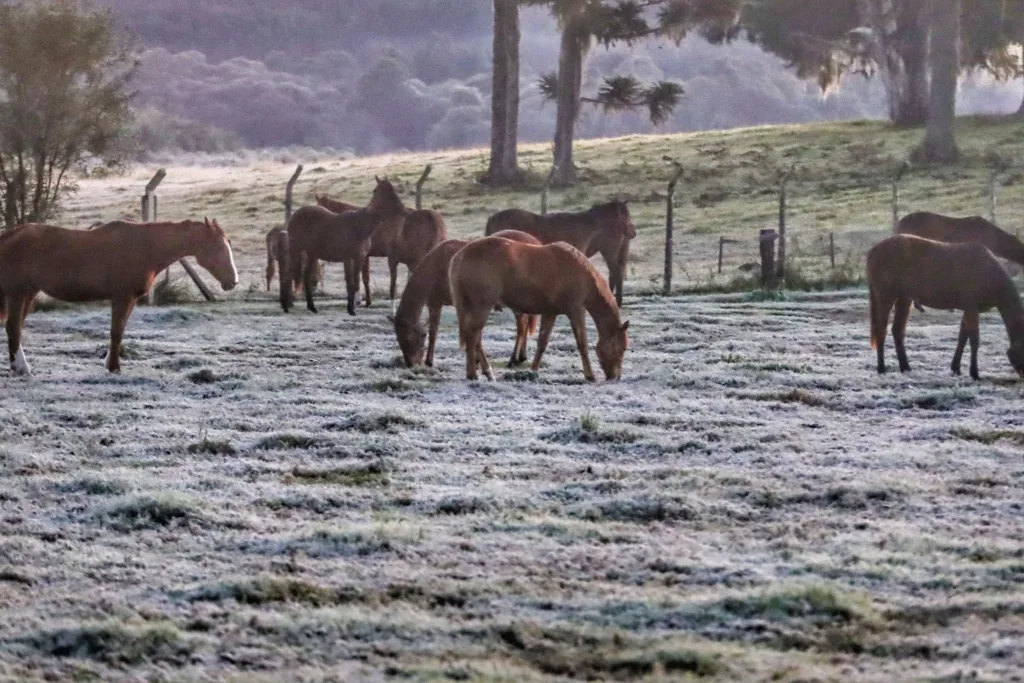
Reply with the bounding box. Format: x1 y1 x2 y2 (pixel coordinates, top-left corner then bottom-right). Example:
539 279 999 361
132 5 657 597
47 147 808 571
0 219 237 376
484 200 635 307
867 234 1024 380
449 237 629 382
393 230 540 369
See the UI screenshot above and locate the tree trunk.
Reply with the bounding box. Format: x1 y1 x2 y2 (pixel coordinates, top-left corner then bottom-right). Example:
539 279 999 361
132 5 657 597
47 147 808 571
1016 81 1024 116
917 0 961 163
858 0 929 126
486 0 522 185
552 3 588 186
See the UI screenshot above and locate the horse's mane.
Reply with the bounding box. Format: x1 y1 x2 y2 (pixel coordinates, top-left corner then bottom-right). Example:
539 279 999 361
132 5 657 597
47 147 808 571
547 242 619 312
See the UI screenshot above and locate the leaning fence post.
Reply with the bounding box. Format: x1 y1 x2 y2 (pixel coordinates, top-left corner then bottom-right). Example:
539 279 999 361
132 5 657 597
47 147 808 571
760 229 778 289
540 165 557 215
663 157 685 296
777 164 795 284
829 232 836 269
415 164 433 210
718 236 726 274
143 169 167 305
891 161 909 231
284 164 303 224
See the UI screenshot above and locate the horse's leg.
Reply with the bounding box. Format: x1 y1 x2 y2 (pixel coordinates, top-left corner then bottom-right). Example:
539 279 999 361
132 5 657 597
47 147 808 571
6 292 32 376
362 254 372 307
426 304 441 367
951 314 969 376
965 308 981 380
476 340 494 381
892 297 912 373
615 240 630 308
873 292 896 374
304 258 318 313
531 314 558 373
567 310 596 381
106 297 137 374
509 314 525 367
344 258 358 316
388 255 399 301
465 327 478 381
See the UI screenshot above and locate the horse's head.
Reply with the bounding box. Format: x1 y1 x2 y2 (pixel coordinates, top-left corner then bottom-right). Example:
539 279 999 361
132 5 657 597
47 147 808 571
195 218 238 291
1007 342 1024 378
368 175 404 214
596 320 629 380
608 199 635 239
393 315 426 367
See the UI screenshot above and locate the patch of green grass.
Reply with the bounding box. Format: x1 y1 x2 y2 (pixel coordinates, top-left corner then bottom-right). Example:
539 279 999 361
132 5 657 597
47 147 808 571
187 368 219 384
904 389 976 411
254 432 330 450
742 388 827 408
366 378 413 393
285 460 391 487
324 413 420 433
58 475 132 496
434 495 496 516
952 427 1024 446
30 621 194 665
574 495 696 524
150 276 194 306
190 576 358 607
96 492 203 531
580 412 599 432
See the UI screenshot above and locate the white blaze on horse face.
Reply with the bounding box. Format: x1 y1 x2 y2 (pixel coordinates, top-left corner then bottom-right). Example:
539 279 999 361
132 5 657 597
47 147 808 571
225 237 239 289
12 347 31 376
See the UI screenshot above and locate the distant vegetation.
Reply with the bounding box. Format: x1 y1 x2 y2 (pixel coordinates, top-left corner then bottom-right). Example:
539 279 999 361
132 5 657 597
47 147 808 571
88 0 1022 159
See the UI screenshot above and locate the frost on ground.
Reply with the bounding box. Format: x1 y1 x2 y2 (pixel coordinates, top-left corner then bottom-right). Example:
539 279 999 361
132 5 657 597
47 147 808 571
1 290 1023 681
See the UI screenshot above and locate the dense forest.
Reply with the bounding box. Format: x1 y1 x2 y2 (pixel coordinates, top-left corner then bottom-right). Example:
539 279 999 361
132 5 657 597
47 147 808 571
95 0 1020 158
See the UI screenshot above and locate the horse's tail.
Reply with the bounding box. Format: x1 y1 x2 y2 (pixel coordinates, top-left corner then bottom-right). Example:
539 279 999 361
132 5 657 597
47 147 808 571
869 283 880 349
449 252 470 350
278 232 293 312
0 281 6 324
265 237 277 292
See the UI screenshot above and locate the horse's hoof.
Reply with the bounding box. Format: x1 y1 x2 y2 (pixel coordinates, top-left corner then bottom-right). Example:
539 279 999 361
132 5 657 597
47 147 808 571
584 374 596 382
970 371 980 381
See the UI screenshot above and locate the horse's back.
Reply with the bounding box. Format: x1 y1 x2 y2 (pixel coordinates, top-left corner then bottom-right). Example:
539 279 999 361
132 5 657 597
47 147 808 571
490 229 542 246
485 208 537 236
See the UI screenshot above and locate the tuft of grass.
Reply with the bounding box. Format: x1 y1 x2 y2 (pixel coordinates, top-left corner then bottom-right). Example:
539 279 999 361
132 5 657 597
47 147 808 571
58 475 133 496
190 576 359 607
30 621 194 665
718 585 874 625
187 368 219 384
574 495 697 524
96 493 203 531
366 378 412 393
579 412 599 433
743 388 827 407
904 389 976 411
187 438 236 456
150 277 193 306
324 413 420 433
952 427 1024 447
434 495 496 516
285 460 391 487
255 433 330 450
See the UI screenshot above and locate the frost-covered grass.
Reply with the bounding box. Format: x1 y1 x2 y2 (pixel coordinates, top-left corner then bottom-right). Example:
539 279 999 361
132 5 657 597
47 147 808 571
2 290 1024 680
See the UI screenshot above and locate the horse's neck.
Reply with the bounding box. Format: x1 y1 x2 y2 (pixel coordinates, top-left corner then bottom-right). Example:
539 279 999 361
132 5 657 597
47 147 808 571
142 222 203 272
996 282 1024 346
394 268 429 324
584 275 621 336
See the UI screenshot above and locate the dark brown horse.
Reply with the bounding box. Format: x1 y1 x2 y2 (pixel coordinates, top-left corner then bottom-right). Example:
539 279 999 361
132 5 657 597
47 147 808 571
484 200 635 306
393 230 540 369
0 219 237 375
449 237 629 381
867 234 1024 380
283 180 404 315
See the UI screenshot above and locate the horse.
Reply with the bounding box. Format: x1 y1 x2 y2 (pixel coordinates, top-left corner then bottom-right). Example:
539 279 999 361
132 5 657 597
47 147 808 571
896 211 1024 311
389 208 448 298
484 200 635 307
449 237 629 382
867 234 1024 380
0 218 237 376
392 230 540 369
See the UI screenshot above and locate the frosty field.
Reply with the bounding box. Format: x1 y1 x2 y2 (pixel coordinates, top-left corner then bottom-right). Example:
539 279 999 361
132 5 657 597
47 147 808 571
2 288 1024 682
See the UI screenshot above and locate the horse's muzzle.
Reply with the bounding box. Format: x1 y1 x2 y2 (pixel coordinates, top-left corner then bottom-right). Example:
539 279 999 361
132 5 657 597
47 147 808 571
222 279 238 291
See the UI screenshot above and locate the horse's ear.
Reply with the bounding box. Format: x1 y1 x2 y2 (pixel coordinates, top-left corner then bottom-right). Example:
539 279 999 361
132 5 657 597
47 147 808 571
204 217 212 229
620 321 630 332
386 313 396 324
375 175 381 183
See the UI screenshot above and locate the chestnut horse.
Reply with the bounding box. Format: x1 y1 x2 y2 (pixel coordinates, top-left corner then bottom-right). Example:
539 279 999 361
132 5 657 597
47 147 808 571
867 234 1024 379
449 237 629 381
0 219 237 375
393 230 539 368
484 200 635 307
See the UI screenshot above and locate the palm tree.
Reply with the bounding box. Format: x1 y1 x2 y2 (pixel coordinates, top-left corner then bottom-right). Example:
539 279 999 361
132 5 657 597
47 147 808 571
915 0 961 163
486 0 523 185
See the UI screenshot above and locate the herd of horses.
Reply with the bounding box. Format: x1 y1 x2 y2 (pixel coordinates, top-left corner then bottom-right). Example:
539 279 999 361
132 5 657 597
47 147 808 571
2 172 1024 383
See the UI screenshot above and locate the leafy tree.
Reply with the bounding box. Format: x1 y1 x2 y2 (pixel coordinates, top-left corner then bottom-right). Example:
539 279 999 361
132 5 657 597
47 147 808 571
531 0 740 185
0 0 137 229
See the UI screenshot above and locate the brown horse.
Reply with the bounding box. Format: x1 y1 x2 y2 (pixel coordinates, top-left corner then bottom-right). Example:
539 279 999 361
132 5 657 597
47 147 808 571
0 218 237 375
484 200 635 307
867 234 1024 380
390 208 448 297
449 237 629 381
393 230 540 369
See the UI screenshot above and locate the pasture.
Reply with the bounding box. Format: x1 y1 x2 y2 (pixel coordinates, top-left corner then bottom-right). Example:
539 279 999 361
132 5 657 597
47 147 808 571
2 291 1024 681
3 118 1024 680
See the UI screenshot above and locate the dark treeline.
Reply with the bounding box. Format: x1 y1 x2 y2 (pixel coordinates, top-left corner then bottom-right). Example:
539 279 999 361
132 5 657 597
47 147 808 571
95 0 1017 158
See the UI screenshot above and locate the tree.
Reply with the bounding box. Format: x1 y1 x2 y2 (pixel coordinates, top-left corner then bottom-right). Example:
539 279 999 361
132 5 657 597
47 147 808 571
485 0 523 185
0 1 138 229
534 0 740 185
915 0 961 163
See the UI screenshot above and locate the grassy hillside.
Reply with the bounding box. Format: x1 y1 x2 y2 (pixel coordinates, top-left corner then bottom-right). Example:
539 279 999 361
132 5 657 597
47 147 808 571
62 116 1024 297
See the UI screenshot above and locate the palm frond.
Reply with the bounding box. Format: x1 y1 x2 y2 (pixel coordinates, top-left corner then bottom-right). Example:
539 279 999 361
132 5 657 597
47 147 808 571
642 81 684 125
538 72 559 103
595 74 643 112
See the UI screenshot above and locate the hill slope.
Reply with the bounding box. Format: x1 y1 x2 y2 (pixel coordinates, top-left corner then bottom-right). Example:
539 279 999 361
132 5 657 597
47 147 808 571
62 116 1024 296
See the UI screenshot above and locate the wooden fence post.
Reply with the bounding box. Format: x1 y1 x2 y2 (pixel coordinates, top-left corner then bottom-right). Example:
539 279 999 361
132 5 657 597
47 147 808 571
144 170 166 305
829 232 836 269
986 154 1011 224
284 164 303 224
663 158 685 296
759 229 778 289
415 164 433 210
892 161 909 231
777 164 795 284
541 165 557 215
718 236 726 274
